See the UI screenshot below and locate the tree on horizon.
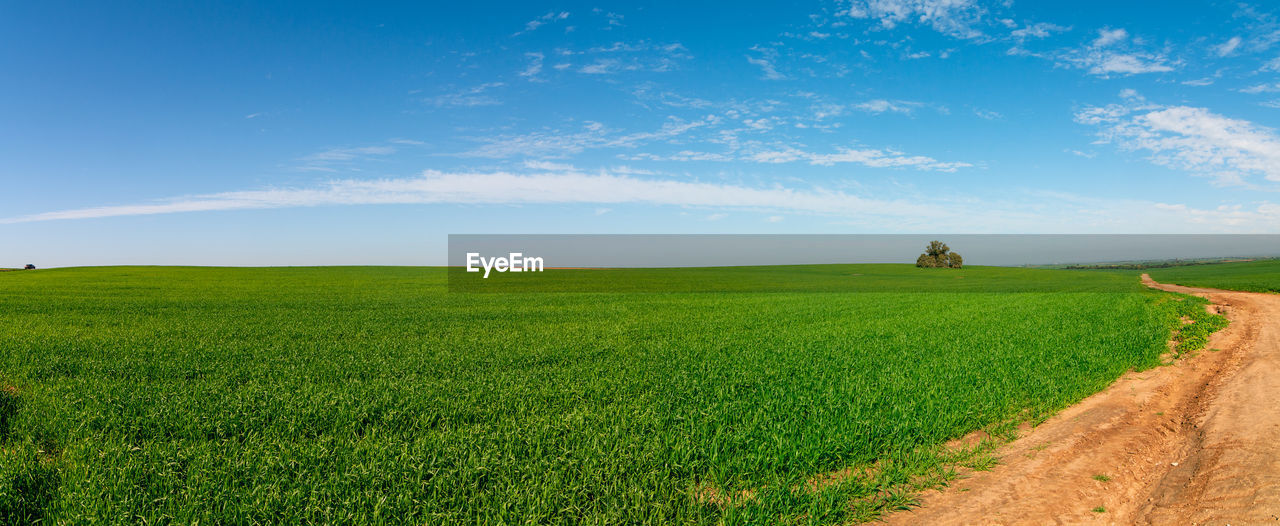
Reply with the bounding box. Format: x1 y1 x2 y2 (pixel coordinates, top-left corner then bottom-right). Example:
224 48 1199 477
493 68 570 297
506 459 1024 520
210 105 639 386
916 241 963 269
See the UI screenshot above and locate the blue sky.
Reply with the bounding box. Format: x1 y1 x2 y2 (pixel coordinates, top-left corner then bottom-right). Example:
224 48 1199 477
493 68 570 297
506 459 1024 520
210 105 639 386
4 1 1280 265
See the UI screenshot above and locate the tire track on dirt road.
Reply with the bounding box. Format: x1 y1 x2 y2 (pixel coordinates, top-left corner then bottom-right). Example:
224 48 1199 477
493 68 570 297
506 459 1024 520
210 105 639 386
882 275 1280 525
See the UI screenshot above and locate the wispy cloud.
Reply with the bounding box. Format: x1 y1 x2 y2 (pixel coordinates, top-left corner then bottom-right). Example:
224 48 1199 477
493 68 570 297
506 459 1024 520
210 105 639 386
1154 202 1280 227
598 9 624 29
747 46 786 80
747 146 971 171
519 52 544 80
425 82 505 108
579 59 619 74
1232 4 1280 54
515 11 569 36
973 108 1003 120
1076 91 1280 185
854 99 922 115
1214 36 1243 57
553 41 692 75
296 146 397 172
9 168 1277 232
1004 21 1071 55
458 115 721 159
619 151 735 162
1240 82 1280 94
1056 28 1176 76
841 0 989 40
630 85 714 109
0 168 943 224
1010 22 1071 41
1092 27 1128 47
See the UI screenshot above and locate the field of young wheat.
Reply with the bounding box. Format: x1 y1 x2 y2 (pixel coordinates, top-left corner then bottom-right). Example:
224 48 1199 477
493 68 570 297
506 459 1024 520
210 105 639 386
1147 258 1280 293
0 266 1221 524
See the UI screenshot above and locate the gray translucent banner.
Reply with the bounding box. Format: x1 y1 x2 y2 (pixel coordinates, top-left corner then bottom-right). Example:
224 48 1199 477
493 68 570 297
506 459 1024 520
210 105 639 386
446 234 1280 293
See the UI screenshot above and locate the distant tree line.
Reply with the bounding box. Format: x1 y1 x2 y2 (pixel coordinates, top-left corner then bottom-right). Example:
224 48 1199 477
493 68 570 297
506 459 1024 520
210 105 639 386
1060 258 1265 270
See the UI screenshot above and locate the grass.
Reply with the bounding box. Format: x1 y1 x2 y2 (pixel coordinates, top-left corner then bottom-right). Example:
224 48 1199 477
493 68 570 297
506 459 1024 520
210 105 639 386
0 265 1224 524
1092 474 1111 482
1146 258 1280 293
449 263 1145 293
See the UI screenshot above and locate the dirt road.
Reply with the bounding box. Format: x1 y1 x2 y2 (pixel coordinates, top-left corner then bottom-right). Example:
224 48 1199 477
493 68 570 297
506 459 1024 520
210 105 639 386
883 276 1280 525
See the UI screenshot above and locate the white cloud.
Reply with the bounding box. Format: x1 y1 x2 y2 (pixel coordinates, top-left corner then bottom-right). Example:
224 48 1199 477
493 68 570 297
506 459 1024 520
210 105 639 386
602 11 624 28
1085 54 1175 75
0 169 944 224
519 52 544 80
1010 22 1070 40
1241 82 1280 94
1054 28 1176 76
1232 4 1280 54
579 59 618 74
747 46 786 80
619 151 735 162
296 146 397 172
1092 28 1128 47
553 42 691 75
1005 22 1071 55
1153 202 1280 227
747 146 971 171
516 11 569 35
425 82 505 108
522 160 576 171
973 108 1003 120
841 0 989 40
8 168 1277 232
301 146 396 162
459 115 720 159
766 215 784 222
1215 36 1243 57
1182 77 1215 86
855 99 922 114
619 143 969 171
1077 93 1280 185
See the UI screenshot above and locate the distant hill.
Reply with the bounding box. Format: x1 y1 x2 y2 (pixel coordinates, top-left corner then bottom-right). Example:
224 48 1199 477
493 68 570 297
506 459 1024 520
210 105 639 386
1028 257 1278 271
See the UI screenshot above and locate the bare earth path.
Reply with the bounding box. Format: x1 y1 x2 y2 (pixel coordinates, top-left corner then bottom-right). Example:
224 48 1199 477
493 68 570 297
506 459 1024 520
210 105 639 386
883 276 1280 525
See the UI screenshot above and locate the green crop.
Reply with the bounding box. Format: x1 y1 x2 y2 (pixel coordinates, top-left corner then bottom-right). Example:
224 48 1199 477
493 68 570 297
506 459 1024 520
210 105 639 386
0 266 1221 524
1147 258 1280 293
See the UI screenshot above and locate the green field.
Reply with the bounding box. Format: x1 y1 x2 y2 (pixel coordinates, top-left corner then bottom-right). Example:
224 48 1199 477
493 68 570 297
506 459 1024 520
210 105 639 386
0 266 1222 524
1146 258 1280 293
447 263 1144 293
